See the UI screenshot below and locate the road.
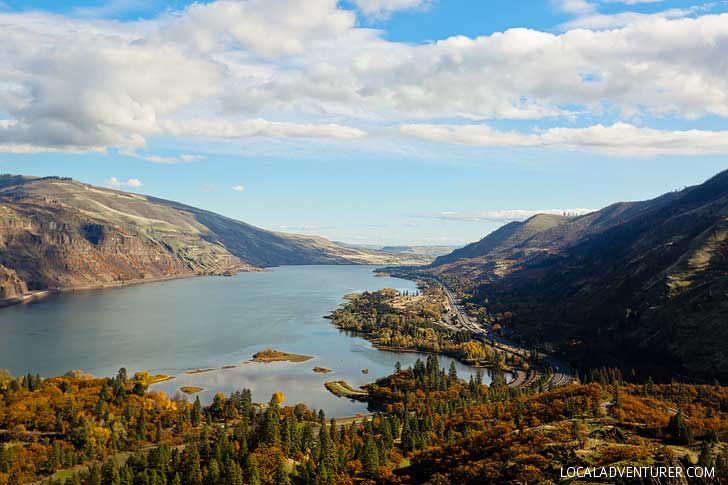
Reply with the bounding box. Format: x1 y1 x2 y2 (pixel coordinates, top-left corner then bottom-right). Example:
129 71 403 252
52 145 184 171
436 280 574 389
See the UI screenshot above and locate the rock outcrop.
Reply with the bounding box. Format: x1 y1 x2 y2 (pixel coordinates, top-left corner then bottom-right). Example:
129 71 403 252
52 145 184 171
0 264 27 299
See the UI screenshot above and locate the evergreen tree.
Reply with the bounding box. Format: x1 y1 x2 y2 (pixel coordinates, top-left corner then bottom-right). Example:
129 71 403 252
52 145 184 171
245 454 262 485
275 457 291 485
192 397 202 427
698 441 714 468
362 436 379 477
224 460 244 485
448 361 458 381
101 459 121 485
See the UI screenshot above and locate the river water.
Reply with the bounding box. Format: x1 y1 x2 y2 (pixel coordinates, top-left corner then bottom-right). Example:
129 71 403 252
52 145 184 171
0 265 485 416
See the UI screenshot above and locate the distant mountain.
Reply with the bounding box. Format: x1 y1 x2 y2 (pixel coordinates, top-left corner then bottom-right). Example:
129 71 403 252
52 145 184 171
0 175 424 297
336 243 459 259
430 170 728 381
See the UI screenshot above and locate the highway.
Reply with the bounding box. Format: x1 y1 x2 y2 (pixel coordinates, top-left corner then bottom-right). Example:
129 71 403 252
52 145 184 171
437 280 574 389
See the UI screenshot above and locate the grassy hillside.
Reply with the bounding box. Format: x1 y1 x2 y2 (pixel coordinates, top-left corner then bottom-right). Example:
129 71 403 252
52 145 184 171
430 170 728 381
0 175 425 294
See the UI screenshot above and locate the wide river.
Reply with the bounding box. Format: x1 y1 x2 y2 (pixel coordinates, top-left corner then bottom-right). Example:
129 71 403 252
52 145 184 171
0 265 486 416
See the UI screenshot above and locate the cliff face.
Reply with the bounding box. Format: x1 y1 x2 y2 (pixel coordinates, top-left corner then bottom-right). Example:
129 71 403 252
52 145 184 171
0 192 249 291
0 265 28 299
0 175 426 293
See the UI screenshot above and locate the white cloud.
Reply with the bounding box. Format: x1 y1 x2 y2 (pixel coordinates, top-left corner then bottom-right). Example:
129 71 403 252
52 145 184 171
161 119 366 140
554 0 597 15
231 185 245 192
351 0 432 18
0 2 727 158
424 208 596 223
180 154 206 162
105 177 143 188
121 150 207 164
560 5 708 30
400 122 728 156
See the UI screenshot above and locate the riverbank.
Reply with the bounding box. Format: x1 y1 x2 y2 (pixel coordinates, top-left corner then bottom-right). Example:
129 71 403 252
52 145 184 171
0 269 266 311
0 290 54 309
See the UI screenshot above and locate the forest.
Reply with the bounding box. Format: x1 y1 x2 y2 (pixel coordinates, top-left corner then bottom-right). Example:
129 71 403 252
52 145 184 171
2 357 728 484
330 288 524 372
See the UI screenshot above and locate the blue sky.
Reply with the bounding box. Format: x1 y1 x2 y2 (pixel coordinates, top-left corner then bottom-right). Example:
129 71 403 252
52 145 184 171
1 0 728 245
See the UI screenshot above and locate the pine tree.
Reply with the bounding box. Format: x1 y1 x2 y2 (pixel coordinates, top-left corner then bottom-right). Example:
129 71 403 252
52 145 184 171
205 459 221 485
448 361 458 381
263 395 281 446
87 464 102 485
101 459 121 485
275 457 291 485
224 460 244 485
192 396 202 427
698 441 714 468
246 454 262 485
362 436 379 477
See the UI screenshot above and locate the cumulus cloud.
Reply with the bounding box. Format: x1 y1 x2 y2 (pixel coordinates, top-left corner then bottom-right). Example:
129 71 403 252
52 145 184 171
105 177 143 188
0 2 727 158
400 122 728 157
560 5 709 30
231 185 245 192
424 208 596 223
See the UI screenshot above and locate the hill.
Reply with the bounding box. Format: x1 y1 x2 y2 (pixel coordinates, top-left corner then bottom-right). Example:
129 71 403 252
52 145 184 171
430 170 728 381
0 175 425 297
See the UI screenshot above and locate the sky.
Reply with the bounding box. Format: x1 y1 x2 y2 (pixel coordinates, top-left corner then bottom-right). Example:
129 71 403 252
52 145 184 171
1 0 728 246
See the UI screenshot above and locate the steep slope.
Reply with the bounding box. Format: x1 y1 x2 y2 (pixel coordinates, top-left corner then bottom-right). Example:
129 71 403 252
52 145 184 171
443 170 728 381
431 214 572 280
431 193 683 283
0 175 422 295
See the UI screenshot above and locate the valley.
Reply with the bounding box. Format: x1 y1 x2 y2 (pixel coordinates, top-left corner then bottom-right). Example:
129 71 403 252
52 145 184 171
388 169 728 384
0 175 429 306
1 170 728 484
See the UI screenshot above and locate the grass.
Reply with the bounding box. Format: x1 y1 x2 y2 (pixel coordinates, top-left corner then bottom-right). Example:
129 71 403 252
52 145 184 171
252 348 314 363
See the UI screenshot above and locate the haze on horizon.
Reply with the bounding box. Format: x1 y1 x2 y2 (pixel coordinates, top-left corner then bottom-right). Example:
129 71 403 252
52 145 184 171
1 0 728 246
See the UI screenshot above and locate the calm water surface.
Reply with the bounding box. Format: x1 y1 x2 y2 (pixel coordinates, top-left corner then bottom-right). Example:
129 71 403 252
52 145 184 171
0 265 484 416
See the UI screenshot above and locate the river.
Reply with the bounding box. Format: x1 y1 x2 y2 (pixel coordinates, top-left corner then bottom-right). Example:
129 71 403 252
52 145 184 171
0 265 487 416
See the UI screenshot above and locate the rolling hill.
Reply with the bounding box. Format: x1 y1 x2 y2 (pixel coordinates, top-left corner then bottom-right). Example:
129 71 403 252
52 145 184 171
0 175 425 297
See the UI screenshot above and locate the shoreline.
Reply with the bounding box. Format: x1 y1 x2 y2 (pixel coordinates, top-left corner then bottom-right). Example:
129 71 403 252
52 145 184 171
0 290 55 309
0 269 260 310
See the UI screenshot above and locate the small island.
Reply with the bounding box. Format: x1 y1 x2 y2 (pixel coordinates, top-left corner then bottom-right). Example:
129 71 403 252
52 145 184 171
133 371 174 385
324 380 368 401
313 366 333 374
251 348 314 363
185 368 215 375
180 386 204 395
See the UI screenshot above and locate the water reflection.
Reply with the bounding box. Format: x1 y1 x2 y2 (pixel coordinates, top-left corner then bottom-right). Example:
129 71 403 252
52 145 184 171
0 265 489 416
